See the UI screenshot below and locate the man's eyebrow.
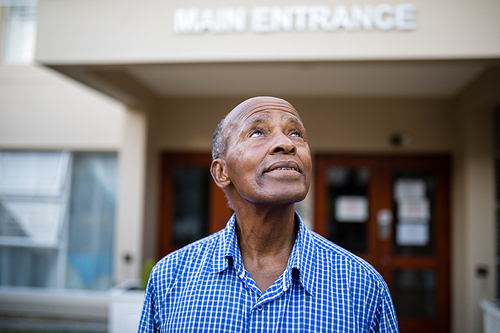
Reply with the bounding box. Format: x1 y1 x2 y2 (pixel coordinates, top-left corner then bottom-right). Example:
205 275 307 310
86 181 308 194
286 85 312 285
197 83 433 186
243 114 272 127
283 114 304 127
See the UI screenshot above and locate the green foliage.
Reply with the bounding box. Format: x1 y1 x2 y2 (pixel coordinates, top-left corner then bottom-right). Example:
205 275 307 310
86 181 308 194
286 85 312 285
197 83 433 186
141 258 156 290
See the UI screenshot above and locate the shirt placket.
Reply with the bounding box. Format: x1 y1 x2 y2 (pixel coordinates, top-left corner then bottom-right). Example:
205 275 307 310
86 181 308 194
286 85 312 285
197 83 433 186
246 275 289 333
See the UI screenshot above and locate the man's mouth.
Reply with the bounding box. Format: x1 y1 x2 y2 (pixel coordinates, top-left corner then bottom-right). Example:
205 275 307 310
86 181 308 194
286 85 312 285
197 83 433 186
265 161 301 173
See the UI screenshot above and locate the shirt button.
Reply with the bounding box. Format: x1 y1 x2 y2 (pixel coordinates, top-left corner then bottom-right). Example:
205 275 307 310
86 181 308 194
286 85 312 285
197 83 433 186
256 306 263 311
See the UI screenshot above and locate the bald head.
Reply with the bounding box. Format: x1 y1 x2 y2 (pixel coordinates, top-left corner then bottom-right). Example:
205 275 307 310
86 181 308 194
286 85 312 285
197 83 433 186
212 96 301 160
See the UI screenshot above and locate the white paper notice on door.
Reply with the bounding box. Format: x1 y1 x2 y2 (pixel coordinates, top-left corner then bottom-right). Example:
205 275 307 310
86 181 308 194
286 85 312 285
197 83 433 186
398 199 430 221
335 196 368 222
394 179 426 201
396 223 429 246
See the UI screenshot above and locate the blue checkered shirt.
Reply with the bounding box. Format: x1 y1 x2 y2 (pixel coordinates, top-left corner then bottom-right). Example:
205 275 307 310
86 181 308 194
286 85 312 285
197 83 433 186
138 214 399 332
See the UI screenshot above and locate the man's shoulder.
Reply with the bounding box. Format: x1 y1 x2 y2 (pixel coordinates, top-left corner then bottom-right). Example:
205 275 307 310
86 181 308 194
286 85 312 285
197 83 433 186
307 230 387 286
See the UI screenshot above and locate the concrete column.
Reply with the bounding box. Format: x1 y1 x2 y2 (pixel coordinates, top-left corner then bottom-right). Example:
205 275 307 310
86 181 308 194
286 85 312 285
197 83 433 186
452 67 500 333
141 106 161 267
114 106 148 284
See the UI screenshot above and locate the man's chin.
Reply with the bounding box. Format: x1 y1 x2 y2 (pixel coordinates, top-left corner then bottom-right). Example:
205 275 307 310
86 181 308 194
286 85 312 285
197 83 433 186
254 190 308 206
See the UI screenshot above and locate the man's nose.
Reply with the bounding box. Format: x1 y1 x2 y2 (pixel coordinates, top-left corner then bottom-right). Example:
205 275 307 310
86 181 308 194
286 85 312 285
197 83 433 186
270 132 296 154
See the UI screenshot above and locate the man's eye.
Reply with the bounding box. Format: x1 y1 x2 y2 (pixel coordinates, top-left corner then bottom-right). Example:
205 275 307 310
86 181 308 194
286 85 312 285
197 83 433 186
290 130 303 138
250 130 264 138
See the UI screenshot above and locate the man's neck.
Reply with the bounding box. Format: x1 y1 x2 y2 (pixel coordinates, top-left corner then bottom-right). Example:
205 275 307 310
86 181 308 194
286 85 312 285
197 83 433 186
234 204 298 292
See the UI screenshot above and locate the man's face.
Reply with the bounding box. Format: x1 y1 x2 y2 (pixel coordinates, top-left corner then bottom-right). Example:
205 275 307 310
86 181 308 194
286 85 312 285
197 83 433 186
220 97 312 206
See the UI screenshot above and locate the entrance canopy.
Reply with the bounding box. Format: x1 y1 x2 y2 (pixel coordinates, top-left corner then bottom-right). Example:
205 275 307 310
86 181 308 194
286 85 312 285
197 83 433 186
46 61 490 108
35 0 500 107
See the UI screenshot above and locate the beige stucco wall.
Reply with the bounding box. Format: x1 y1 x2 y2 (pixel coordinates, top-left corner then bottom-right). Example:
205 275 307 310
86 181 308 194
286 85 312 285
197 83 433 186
157 97 454 153
0 65 125 150
36 0 500 64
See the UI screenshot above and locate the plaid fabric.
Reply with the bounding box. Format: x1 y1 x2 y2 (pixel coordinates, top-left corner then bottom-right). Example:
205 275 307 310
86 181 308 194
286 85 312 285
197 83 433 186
138 214 399 332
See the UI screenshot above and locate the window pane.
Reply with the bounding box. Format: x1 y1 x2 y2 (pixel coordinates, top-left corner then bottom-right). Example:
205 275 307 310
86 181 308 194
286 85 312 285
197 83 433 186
0 151 69 196
0 150 69 288
0 246 57 288
65 153 117 290
327 167 370 254
0 199 64 244
173 166 209 247
0 151 68 244
393 269 436 318
2 5 37 63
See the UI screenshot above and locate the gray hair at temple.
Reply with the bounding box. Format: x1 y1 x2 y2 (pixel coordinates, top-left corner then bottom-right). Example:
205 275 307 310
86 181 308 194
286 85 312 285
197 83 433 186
212 116 227 160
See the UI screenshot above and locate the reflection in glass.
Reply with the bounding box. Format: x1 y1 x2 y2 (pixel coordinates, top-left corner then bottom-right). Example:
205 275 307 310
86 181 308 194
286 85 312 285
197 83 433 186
393 269 436 317
173 166 210 246
327 167 369 254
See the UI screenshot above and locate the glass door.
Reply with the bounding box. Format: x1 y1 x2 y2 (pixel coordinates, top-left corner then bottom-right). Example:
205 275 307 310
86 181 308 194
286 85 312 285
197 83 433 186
158 153 233 257
315 155 450 333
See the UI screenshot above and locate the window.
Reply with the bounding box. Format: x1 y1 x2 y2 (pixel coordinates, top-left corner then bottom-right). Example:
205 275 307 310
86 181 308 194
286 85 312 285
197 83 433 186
0 151 118 290
1 1 37 63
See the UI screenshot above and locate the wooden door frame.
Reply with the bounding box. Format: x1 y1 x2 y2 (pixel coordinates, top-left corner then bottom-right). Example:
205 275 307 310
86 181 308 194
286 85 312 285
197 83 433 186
314 155 381 266
388 155 451 333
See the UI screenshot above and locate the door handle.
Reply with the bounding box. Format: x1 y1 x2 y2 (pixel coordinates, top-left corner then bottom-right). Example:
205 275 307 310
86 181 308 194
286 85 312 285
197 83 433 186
377 209 392 240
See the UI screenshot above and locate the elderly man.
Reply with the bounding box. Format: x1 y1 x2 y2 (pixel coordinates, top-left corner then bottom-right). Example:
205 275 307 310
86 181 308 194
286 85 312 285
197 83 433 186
138 97 399 332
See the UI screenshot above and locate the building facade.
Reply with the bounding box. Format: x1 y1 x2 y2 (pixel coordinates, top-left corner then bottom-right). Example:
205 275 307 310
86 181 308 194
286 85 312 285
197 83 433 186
1 0 500 332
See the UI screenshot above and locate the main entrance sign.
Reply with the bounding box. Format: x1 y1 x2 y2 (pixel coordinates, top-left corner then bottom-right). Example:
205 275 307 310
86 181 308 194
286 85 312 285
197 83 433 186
174 4 416 34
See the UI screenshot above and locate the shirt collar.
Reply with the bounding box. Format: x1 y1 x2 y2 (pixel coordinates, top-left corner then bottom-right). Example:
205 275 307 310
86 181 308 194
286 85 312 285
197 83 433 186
212 212 317 296
212 214 241 274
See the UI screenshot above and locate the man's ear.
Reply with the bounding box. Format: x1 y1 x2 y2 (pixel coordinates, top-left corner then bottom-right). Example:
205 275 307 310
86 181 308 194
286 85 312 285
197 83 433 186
210 158 231 189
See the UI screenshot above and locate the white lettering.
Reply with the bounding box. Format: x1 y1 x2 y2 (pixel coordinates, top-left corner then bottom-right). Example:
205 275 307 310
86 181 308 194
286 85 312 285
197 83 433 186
173 4 417 34
213 8 247 33
268 6 283 32
196 9 215 32
280 7 295 31
308 6 331 31
252 7 270 33
395 4 416 30
330 5 352 31
233 8 247 32
350 5 374 31
374 4 394 31
173 8 199 33
174 7 247 33
293 6 308 31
